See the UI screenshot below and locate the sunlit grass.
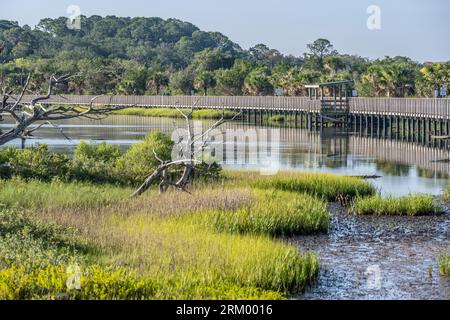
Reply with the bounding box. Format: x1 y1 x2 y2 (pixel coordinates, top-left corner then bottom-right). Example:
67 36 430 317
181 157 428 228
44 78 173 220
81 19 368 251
225 171 376 201
438 253 450 276
113 108 238 119
0 177 130 210
0 177 323 300
192 189 329 235
352 194 442 216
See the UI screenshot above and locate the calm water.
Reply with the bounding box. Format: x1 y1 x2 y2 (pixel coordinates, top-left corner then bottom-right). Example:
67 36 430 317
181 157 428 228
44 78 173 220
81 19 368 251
1 115 449 196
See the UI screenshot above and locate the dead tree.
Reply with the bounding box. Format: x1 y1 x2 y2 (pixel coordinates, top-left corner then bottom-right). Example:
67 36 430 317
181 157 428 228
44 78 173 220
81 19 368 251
130 106 241 198
0 74 126 146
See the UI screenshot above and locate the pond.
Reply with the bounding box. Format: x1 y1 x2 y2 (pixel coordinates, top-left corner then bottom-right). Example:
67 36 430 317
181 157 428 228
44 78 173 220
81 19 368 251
1 115 449 197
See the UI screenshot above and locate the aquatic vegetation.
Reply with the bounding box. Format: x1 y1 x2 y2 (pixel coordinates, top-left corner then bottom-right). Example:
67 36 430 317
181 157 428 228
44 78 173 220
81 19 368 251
113 108 238 120
194 189 329 235
443 184 450 200
438 253 450 276
232 171 376 201
352 194 442 216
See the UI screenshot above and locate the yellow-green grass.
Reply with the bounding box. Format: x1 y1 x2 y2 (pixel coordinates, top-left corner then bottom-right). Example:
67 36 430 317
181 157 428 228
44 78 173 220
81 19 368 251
438 253 450 276
0 177 131 210
224 171 376 201
113 108 238 119
444 184 450 200
0 177 322 300
352 194 442 216
192 189 329 235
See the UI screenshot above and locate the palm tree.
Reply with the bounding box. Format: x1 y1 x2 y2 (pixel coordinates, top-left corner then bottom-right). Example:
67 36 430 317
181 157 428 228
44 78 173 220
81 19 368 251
243 67 273 96
149 72 169 95
194 71 216 95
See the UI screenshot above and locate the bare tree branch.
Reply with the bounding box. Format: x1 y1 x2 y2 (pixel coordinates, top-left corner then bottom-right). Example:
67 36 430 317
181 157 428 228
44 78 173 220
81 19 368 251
0 74 130 146
130 99 236 198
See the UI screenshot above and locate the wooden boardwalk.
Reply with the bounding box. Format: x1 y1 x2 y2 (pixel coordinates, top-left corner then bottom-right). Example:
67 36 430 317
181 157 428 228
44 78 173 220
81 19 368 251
17 94 450 119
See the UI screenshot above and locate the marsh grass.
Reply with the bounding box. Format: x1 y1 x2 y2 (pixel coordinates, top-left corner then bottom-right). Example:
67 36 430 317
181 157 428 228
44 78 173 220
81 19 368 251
192 189 329 235
226 171 376 201
443 184 450 201
438 253 450 276
0 177 130 210
113 108 238 119
0 177 322 299
352 194 442 216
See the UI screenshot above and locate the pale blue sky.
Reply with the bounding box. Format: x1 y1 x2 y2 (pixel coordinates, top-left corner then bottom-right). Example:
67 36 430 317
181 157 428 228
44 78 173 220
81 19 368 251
2 0 449 62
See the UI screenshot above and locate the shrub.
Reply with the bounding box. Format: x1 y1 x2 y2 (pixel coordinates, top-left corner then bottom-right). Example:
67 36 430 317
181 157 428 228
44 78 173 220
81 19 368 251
0 145 69 181
352 194 442 216
115 131 173 184
69 142 121 183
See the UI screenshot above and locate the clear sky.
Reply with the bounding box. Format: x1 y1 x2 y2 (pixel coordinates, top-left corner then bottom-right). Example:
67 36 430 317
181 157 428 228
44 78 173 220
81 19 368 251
2 0 449 62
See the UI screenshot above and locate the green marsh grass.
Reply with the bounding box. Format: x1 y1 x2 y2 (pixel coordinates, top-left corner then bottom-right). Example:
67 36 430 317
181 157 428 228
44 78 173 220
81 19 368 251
193 189 329 235
0 178 321 299
226 171 376 201
443 184 450 200
438 253 450 276
352 194 442 216
0 177 130 210
113 108 238 119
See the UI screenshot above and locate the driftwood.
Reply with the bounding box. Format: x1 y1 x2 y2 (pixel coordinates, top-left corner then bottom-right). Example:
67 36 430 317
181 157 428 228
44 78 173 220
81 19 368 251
130 104 241 197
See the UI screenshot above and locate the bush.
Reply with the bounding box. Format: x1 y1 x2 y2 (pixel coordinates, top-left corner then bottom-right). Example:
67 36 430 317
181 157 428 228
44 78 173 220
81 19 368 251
69 142 121 184
115 131 173 184
0 132 177 186
0 145 69 181
352 194 442 216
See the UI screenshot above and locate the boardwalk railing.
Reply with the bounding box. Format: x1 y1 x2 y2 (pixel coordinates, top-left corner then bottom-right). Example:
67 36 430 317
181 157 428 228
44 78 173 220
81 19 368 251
17 95 322 112
349 97 450 119
15 95 450 119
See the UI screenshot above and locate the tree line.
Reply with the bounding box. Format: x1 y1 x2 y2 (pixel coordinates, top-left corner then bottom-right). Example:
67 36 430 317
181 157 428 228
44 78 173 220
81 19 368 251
1 16 449 97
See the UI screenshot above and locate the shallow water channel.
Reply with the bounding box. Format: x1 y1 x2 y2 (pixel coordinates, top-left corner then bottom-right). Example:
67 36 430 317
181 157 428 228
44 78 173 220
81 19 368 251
2 115 450 299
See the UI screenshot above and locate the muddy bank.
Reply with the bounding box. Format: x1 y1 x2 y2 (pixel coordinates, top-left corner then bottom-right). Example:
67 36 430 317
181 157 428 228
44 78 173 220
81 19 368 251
294 202 450 300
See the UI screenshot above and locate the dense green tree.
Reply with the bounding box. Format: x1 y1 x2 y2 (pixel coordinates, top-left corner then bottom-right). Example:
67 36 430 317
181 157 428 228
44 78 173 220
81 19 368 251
416 62 450 97
0 16 448 98
117 64 148 95
243 67 273 96
305 38 338 70
194 70 216 95
170 70 195 95
357 57 418 97
215 60 255 95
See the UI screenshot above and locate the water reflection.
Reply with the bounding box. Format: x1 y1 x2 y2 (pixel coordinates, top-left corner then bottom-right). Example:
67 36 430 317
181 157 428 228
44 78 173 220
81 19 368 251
1 115 449 196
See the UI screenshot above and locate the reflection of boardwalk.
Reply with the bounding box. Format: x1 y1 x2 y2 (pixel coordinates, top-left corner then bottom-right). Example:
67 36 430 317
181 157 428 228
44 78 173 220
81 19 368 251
349 136 450 177
104 116 450 177
219 121 450 177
